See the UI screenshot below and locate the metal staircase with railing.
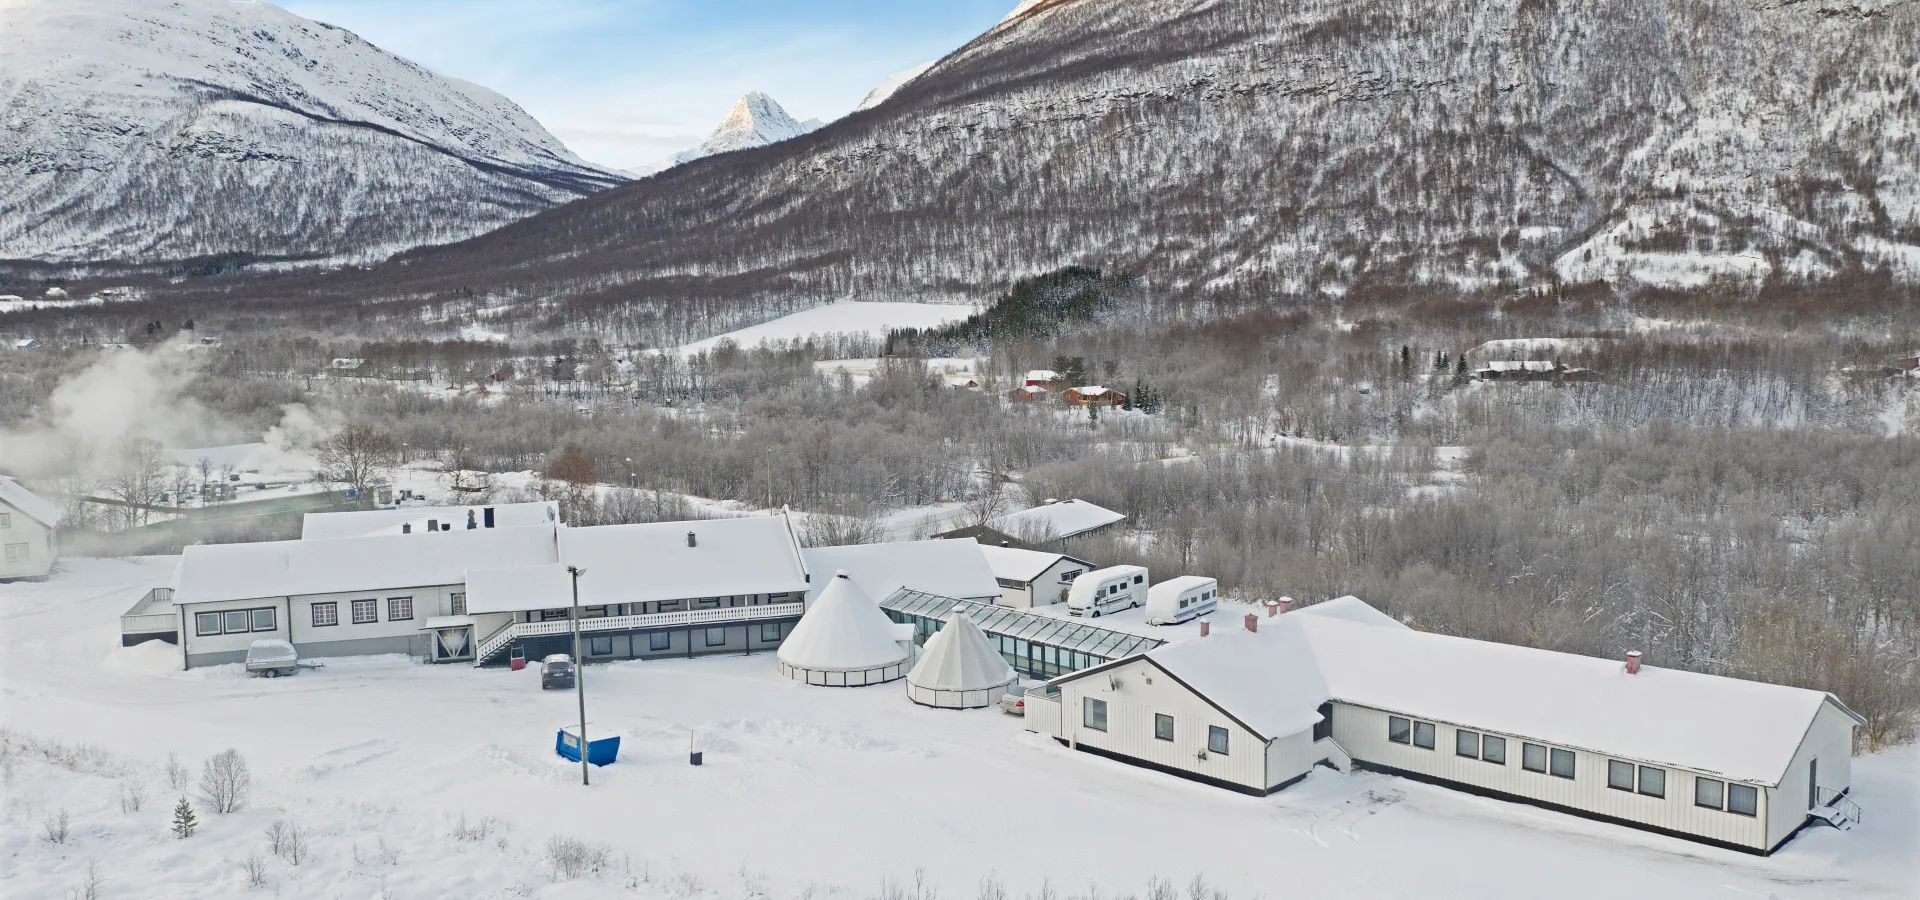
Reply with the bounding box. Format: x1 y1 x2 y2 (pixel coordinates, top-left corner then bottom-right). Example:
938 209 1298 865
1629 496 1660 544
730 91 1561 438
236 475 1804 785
474 602 807 665
1809 787 1862 831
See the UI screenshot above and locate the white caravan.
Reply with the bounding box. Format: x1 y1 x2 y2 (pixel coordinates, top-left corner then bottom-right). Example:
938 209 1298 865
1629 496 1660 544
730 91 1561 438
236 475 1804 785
1143 576 1218 625
1066 566 1148 617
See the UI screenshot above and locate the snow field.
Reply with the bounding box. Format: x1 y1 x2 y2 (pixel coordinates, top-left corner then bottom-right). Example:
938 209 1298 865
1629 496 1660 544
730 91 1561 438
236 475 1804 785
677 302 977 357
3 558 1917 899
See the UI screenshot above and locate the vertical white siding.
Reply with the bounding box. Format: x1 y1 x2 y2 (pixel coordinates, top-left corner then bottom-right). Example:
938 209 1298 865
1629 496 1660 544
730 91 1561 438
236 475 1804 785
1055 659 1267 791
1765 701 1859 848
1330 703 1771 850
1263 729 1319 789
0 504 57 579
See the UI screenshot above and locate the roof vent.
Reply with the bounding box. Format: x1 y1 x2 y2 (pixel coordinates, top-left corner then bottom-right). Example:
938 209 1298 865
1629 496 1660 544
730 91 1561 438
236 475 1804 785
1199 621 1210 637
427 519 438 532
687 531 697 548
1626 650 1642 675
402 523 411 534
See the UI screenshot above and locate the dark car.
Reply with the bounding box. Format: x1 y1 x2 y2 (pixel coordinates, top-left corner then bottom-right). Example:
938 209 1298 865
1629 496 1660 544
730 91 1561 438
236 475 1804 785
540 654 576 690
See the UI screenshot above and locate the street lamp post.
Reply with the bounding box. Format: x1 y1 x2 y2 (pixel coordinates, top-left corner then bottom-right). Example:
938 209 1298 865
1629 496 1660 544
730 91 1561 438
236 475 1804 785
568 565 589 786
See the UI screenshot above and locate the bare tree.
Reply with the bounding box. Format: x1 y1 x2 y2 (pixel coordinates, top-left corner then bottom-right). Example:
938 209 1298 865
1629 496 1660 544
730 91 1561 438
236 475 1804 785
316 425 397 509
103 437 168 528
198 749 251 814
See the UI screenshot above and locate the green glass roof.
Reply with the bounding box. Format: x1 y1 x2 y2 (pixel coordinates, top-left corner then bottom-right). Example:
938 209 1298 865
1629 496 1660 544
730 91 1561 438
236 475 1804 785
881 589 1166 658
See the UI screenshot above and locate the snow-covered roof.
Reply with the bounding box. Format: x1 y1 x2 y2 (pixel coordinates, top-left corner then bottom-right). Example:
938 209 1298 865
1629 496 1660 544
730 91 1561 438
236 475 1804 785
907 609 1016 693
1025 369 1060 381
548 514 810 609
463 563 572 615
301 501 560 540
0 475 65 527
1065 598 1861 785
1481 360 1559 372
803 539 1000 602
990 499 1126 540
777 571 909 671
978 545 1084 583
1069 385 1113 395
1013 385 1049 395
171 526 559 605
1147 575 1216 602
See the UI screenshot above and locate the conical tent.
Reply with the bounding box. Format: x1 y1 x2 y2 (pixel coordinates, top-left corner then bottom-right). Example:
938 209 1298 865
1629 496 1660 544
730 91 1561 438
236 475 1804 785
778 570 910 687
906 609 1018 708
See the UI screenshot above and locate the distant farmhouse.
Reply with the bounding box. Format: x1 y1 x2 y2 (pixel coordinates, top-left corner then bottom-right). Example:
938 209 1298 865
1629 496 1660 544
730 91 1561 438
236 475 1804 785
1024 597 1864 855
979 544 1095 608
987 498 1125 546
1062 386 1127 407
0 476 64 580
1474 361 1602 383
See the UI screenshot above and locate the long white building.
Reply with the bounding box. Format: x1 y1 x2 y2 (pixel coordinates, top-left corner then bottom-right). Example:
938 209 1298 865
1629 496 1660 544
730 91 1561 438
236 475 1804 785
1025 597 1864 855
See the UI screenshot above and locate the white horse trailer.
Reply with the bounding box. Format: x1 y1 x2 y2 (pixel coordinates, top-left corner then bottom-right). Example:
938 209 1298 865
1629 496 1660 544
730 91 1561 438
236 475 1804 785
1144 576 1218 625
1067 566 1148 617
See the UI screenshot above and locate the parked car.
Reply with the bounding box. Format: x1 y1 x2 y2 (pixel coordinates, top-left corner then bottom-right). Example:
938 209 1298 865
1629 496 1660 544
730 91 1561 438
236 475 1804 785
999 683 1028 715
540 654 576 690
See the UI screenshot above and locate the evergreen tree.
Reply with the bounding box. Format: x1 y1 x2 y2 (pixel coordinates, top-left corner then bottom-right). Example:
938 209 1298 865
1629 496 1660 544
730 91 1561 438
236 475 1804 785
1454 353 1470 384
1399 345 1412 376
172 797 198 839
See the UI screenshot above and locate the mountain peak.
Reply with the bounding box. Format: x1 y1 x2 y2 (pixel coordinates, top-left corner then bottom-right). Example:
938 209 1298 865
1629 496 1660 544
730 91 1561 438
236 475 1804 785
670 92 819 167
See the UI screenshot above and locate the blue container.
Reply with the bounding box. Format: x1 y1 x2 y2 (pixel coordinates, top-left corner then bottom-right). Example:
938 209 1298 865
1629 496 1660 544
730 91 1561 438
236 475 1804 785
555 726 621 766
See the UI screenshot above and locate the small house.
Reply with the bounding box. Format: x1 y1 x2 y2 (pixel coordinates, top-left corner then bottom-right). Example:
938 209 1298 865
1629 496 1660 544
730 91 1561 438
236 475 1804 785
0 476 64 580
1008 385 1049 403
1025 597 1864 855
1062 386 1127 407
1895 354 1920 371
1476 361 1562 381
12 338 41 350
978 544 1095 608
803 539 1002 605
988 499 1126 547
1024 369 1061 387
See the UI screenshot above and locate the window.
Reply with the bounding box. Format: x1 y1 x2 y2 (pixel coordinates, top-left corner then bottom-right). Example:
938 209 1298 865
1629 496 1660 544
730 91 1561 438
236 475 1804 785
1154 714 1174 742
1638 765 1665 798
1695 777 1725 810
4 542 27 562
0 512 11 527
760 622 781 642
387 597 413 621
1208 726 1230 755
704 627 726 646
1312 703 1333 742
540 609 570 621
223 610 250 633
351 599 378 624
1388 716 1412 744
1457 730 1481 759
249 608 276 632
1059 570 1082 582
449 592 467 616
197 607 276 635
1608 760 1636 791
1522 743 1548 773
589 636 612 656
648 632 671 651
1727 783 1759 817
1481 735 1506 765
1549 748 1576 779
195 612 223 636
1412 721 1436 750
312 602 338 627
1132 575 1144 584
1083 697 1108 732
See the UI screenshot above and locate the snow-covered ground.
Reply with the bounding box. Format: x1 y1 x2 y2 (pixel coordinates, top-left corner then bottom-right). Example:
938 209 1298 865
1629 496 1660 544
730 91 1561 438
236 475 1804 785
677 302 976 357
4 559 1916 899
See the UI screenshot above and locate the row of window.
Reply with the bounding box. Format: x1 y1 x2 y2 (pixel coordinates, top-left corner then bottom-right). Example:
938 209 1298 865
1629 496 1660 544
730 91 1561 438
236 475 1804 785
1389 715 1759 817
584 623 785 656
195 607 276 636
1084 699 1230 754
309 597 413 627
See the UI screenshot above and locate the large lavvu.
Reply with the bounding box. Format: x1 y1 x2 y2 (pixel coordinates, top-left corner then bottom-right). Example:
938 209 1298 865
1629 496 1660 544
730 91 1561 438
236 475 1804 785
319 0 1918 307
0 0 627 266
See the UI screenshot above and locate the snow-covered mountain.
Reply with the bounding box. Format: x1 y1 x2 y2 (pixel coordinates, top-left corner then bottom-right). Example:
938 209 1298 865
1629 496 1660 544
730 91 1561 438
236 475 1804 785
631 93 821 176
0 0 627 266
162 0 1920 306
855 62 935 113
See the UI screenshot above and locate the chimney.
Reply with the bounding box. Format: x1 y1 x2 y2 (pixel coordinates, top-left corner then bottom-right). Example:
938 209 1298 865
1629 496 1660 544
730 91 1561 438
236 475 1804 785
1626 651 1642 675
1280 597 1292 615
402 523 411 534
1244 613 1259 633
1265 600 1279 617
427 519 438 532
1199 621 1210 637
483 507 495 528
687 531 698 548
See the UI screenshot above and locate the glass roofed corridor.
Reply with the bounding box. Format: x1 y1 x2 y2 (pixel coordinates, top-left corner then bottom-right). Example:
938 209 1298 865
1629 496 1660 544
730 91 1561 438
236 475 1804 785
881 589 1167 679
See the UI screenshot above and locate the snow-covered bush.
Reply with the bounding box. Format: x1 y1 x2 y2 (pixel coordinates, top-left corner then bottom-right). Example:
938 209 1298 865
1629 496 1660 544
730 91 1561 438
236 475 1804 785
544 834 612 881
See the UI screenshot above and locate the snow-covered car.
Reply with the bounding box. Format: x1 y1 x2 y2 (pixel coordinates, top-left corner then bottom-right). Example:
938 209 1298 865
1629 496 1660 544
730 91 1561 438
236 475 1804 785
540 654 576 690
244 640 299 678
999 683 1028 715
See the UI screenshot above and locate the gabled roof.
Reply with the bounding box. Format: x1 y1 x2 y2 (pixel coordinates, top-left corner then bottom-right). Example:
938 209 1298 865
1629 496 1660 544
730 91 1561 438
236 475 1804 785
551 514 809 608
0 476 65 527
1482 360 1559 372
907 609 1016 693
171 526 560 605
301 500 559 539
778 571 909 671
990 499 1126 540
804 539 1000 601
978 544 1089 583
1054 597 1860 786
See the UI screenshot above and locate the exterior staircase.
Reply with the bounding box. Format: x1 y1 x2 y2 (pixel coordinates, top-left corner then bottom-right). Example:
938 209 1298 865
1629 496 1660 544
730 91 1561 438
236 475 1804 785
1809 788 1862 831
474 602 806 665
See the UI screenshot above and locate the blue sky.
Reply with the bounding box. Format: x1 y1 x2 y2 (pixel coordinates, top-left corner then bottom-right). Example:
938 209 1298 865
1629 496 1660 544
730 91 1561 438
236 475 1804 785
280 0 1013 170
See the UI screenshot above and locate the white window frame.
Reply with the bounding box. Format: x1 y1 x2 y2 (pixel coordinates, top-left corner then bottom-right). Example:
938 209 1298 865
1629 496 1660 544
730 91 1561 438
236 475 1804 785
223 610 251 634
351 599 378 624
1083 697 1108 732
4 542 27 562
312 602 339 627
195 611 223 636
249 608 276 632
1207 725 1230 755
449 592 467 616
1153 713 1174 742
387 596 413 622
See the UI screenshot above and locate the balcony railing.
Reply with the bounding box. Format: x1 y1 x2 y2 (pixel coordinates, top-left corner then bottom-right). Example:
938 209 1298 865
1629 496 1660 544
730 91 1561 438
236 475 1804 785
476 601 806 664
